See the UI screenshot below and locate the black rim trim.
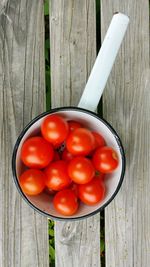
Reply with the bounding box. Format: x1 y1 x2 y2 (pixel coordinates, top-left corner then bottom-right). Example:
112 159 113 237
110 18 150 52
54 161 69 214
12 106 126 221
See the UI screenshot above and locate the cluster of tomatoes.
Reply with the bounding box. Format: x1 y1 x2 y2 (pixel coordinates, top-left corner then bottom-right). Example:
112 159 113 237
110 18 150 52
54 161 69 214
20 114 119 216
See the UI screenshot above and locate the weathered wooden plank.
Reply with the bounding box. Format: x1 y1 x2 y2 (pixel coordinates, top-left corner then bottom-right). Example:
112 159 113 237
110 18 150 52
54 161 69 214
50 1 101 267
0 1 49 266
101 1 150 266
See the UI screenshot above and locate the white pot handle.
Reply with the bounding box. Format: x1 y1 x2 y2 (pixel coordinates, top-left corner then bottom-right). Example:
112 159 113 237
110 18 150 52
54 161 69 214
78 13 129 112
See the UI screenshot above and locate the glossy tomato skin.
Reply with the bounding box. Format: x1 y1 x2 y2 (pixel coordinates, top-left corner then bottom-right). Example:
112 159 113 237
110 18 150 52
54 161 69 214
41 115 69 146
68 156 95 184
92 132 106 149
44 160 71 191
69 182 79 197
21 137 54 168
53 189 78 216
78 176 105 205
66 128 95 156
92 146 119 173
68 120 82 132
61 148 74 162
20 169 45 196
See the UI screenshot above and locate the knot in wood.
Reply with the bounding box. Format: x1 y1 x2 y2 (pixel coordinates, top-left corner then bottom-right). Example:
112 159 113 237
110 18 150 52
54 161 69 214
59 222 79 245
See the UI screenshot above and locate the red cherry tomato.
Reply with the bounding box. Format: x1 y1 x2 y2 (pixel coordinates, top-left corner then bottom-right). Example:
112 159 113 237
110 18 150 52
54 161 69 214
95 171 105 180
68 120 82 132
66 128 95 156
20 169 45 196
21 137 54 168
53 151 61 161
78 176 105 205
41 115 69 146
44 160 71 191
92 146 119 173
53 189 78 216
92 132 106 149
68 156 95 184
69 182 79 197
61 148 74 162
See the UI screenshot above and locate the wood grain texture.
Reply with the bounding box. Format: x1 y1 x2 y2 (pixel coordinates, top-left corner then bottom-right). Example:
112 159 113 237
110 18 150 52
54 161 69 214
101 1 150 266
50 0 96 108
0 1 49 266
50 1 101 267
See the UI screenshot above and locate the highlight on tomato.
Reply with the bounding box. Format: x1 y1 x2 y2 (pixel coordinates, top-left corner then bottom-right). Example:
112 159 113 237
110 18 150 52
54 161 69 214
41 114 69 146
92 146 119 173
53 189 78 216
68 156 95 184
44 160 71 191
66 128 95 156
20 169 45 196
78 176 105 205
21 136 54 168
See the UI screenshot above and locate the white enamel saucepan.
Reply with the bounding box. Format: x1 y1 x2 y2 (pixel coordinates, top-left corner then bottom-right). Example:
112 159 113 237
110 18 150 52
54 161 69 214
12 13 129 220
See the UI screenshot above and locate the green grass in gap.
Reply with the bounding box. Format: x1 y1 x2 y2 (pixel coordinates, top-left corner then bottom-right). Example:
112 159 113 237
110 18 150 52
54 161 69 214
96 1 105 266
44 1 55 266
45 0 51 111
49 220 55 267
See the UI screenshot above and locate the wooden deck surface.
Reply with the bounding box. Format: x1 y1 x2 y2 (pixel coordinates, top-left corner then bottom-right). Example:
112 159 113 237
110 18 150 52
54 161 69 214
0 0 150 267
101 1 150 266
0 1 49 266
